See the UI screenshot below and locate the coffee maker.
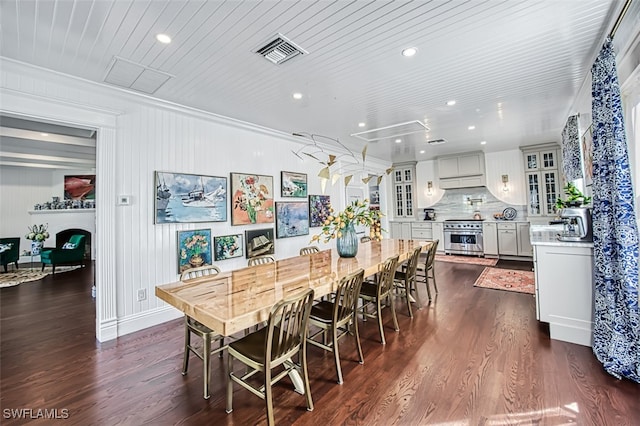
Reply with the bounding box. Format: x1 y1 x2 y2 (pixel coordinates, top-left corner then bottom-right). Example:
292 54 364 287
558 207 593 242
423 208 436 221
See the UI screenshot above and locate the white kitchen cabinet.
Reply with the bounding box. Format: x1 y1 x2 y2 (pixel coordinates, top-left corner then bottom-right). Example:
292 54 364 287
437 152 486 189
432 222 444 251
482 222 498 256
521 144 561 217
534 243 594 346
390 222 412 239
411 222 433 240
438 152 485 178
497 222 518 255
517 222 533 256
392 163 416 219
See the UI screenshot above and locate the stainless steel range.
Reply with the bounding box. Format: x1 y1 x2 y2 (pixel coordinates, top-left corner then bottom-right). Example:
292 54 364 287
443 219 484 256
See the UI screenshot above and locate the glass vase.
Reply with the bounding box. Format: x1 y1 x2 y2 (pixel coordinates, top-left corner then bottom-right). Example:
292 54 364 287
336 222 358 258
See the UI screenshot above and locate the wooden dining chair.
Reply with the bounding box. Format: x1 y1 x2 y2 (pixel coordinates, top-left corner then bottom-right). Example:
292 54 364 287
299 246 320 255
307 269 365 384
247 254 275 266
226 288 315 426
359 255 400 345
417 240 439 301
393 246 423 317
179 265 226 399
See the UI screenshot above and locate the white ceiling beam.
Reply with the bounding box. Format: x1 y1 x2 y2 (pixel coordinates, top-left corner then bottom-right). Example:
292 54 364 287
0 151 95 165
0 161 93 170
0 127 96 147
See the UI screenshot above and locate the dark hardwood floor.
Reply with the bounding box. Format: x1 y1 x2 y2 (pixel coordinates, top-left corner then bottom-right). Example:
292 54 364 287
1 260 638 425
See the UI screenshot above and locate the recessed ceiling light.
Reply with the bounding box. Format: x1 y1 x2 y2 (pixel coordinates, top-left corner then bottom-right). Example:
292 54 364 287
40 133 48 136
358 122 366 128
401 47 417 57
292 92 303 100
447 100 456 106
468 125 476 130
480 141 487 145
156 33 172 44
395 139 402 143
420 150 425 154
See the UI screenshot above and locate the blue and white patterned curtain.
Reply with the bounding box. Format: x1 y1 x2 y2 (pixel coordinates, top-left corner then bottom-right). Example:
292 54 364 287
561 115 582 181
591 37 639 383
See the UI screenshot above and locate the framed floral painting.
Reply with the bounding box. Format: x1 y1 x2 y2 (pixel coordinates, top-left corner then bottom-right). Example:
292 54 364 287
230 173 274 225
281 171 307 197
245 228 275 259
177 229 212 273
214 234 243 261
275 201 309 238
309 195 331 227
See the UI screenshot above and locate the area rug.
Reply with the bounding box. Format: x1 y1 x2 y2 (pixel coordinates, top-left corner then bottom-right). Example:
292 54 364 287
435 254 498 267
0 266 81 289
473 267 535 294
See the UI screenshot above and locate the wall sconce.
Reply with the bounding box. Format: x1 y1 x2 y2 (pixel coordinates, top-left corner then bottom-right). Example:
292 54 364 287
427 181 433 196
502 174 509 192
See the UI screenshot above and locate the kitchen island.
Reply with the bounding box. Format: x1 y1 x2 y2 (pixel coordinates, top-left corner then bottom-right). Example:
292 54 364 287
530 225 594 346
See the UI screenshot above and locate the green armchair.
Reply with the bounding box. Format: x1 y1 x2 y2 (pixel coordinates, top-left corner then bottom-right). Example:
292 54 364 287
1 237 20 273
41 234 86 274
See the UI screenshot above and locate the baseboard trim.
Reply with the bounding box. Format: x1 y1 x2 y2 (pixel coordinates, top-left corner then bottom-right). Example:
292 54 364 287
115 306 183 338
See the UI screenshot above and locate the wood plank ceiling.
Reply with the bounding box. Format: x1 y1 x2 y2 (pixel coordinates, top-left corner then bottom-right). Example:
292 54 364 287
0 0 631 167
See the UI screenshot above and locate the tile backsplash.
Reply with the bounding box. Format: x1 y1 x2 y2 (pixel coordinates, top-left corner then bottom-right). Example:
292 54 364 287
420 187 527 221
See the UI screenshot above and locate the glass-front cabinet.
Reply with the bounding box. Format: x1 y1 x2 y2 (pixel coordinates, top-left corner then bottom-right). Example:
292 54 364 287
522 144 561 217
392 162 416 219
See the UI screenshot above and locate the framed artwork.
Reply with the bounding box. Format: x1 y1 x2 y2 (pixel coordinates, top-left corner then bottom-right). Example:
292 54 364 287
177 229 212 273
214 234 243 261
230 173 274 225
64 175 95 200
309 195 331 227
245 228 275 259
281 171 308 197
581 124 593 186
275 201 309 239
367 175 380 210
155 171 227 224
346 187 366 235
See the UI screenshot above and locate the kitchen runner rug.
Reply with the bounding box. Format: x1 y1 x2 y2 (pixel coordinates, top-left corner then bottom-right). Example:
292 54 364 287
0 266 81 289
435 254 498 267
473 267 535 295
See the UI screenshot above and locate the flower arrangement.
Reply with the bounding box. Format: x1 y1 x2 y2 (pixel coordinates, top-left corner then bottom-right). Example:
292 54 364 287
180 232 209 261
311 199 383 243
25 224 49 242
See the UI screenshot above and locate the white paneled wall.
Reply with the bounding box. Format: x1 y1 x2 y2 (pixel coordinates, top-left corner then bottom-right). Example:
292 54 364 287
0 166 54 252
1 60 387 339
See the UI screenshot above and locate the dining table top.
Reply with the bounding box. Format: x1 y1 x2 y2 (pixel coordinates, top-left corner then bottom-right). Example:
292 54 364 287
155 239 427 336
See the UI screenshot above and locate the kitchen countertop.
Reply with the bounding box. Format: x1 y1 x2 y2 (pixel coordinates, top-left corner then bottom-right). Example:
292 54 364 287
530 224 594 248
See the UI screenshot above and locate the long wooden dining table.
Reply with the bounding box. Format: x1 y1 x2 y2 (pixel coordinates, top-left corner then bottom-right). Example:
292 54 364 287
155 239 426 337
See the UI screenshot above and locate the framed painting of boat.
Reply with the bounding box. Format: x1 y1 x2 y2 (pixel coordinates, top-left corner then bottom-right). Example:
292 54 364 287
275 201 309 239
245 228 275 259
213 234 243 261
177 229 212 273
64 175 95 200
155 171 227 224
281 171 307 198
309 195 330 227
230 173 274 225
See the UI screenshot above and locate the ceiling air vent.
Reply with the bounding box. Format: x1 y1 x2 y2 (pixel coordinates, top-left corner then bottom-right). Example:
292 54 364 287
427 138 447 145
254 33 307 65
